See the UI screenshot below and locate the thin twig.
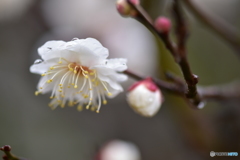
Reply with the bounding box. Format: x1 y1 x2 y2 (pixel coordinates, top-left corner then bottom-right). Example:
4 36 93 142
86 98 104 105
172 0 201 106
126 0 201 106
0 145 27 160
198 81 240 101
126 0 179 61
183 0 240 55
123 70 185 95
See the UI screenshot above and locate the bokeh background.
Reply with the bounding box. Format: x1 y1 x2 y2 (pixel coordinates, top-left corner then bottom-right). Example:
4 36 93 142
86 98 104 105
0 0 240 159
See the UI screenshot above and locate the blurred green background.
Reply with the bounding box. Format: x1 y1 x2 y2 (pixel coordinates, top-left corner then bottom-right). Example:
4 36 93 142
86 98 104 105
0 0 240 159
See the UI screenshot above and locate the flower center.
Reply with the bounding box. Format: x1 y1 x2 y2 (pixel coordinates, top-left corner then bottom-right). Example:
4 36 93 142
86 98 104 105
35 58 111 113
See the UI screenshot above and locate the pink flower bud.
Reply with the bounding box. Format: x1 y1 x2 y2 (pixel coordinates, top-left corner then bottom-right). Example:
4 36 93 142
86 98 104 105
154 16 171 33
97 140 141 160
116 0 139 17
127 78 163 117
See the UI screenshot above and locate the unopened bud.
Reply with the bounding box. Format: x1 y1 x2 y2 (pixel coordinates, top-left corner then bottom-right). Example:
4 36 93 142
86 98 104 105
3 145 11 152
127 78 163 117
154 16 171 33
99 140 141 160
116 0 139 17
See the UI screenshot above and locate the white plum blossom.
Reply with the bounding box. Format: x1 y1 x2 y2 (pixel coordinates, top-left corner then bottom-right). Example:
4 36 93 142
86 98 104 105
30 38 127 112
127 78 163 117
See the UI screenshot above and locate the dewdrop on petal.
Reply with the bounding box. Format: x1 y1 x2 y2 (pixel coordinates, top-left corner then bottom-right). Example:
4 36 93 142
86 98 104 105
30 38 128 113
127 78 163 117
116 0 139 17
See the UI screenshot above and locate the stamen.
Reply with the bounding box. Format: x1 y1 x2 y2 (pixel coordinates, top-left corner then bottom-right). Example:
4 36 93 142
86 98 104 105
35 91 40 96
78 78 87 93
100 81 112 96
48 69 66 83
74 71 80 88
77 105 83 111
50 82 59 99
59 70 71 87
85 78 93 109
96 89 102 113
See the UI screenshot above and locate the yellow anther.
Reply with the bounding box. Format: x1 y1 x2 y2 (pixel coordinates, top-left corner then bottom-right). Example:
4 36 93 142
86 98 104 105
48 103 53 107
68 101 74 107
58 61 62 64
90 72 94 75
57 100 62 103
74 85 78 88
50 96 54 99
74 70 77 74
69 68 73 71
47 79 53 83
71 83 74 85
89 98 93 101
91 107 96 111
41 73 46 76
60 87 63 89
84 75 89 79
77 105 83 111
103 100 107 105
84 71 89 74
91 79 95 82
89 88 92 90
73 101 77 105
39 87 43 89
68 86 71 88
59 90 62 92
35 91 40 96
50 67 54 70
96 110 100 113
108 92 112 96
59 84 62 86
60 104 65 108
86 105 90 109
84 95 89 98
61 95 65 98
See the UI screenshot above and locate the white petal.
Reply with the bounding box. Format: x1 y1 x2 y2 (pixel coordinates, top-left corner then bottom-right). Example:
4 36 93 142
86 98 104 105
30 58 58 74
38 40 66 60
66 38 109 59
106 58 127 71
97 73 123 91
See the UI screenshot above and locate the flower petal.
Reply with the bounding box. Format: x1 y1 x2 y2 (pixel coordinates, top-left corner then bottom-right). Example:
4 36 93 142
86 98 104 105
30 58 59 74
66 38 109 59
38 40 66 60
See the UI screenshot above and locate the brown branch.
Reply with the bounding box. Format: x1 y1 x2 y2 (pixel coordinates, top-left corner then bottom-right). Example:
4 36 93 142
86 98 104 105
0 145 27 160
123 70 185 95
126 0 201 107
183 0 240 55
199 81 240 101
172 0 201 106
126 0 179 61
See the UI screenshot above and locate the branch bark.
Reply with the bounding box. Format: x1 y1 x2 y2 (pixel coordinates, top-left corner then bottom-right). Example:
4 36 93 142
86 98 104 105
183 0 240 55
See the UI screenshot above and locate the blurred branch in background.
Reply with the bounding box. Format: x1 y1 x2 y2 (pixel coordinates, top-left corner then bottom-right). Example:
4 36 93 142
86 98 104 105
183 0 240 55
0 146 27 160
199 81 240 101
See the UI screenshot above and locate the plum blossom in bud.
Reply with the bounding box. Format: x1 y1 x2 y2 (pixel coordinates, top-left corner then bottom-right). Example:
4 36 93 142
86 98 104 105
154 16 171 33
97 140 141 160
127 78 163 117
30 38 127 113
116 0 139 17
